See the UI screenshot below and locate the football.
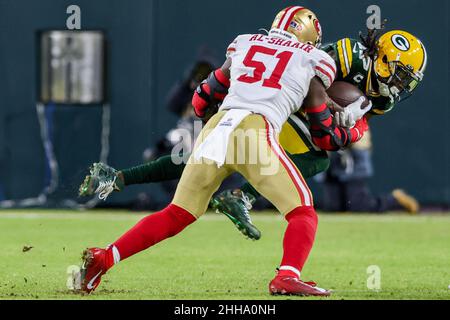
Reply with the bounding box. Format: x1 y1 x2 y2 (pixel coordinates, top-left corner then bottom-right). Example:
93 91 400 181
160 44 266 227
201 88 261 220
326 81 370 109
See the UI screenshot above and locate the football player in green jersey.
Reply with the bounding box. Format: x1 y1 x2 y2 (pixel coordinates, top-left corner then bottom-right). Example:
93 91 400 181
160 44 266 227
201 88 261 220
324 26 427 118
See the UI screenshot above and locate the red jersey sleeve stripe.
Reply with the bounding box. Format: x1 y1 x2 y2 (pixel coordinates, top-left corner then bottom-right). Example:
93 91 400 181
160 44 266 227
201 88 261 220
319 59 337 76
315 66 333 86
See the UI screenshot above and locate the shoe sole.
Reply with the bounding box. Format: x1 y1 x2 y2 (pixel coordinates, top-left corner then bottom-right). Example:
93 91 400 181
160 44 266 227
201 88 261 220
219 210 261 240
209 196 261 240
269 285 331 297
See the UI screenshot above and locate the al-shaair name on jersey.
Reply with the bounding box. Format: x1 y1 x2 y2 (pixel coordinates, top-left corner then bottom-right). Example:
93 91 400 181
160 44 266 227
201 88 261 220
221 32 336 132
322 38 395 115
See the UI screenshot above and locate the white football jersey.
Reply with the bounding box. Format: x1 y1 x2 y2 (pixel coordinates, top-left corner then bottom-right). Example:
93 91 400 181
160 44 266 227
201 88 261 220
220 30 336 132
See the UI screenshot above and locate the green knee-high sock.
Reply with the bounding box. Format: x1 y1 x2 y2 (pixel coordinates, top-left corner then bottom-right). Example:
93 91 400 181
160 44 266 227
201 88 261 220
120 154 187 186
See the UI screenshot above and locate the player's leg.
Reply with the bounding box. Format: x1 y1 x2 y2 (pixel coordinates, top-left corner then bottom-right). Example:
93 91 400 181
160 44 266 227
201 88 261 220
76 113 231 293
232 115 328 296
78 154 188 200
211 149 329 241
119 154 187 185
107 112 230 262
209 187 261 240
236 117 316 271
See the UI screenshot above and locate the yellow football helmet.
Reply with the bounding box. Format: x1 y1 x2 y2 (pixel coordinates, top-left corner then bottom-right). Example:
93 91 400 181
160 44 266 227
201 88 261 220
374 30 427 99
271 6 322 47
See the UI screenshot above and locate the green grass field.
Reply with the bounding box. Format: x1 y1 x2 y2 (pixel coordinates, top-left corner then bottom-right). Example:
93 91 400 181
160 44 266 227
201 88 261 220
0 210 449 300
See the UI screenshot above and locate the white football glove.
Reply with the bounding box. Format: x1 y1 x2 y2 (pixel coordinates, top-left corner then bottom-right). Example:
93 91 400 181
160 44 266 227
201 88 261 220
334 96 372 128
334 111 356 128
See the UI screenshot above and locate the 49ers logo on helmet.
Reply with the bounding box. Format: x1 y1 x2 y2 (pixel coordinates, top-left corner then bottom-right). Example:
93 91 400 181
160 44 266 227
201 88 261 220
314 20 322 36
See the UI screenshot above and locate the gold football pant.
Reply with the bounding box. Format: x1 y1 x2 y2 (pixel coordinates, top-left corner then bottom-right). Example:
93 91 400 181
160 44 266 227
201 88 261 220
172 111 313 218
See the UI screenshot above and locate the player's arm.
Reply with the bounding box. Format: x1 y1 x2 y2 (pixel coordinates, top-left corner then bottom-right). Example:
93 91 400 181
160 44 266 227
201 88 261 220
304 77 369 151
304 51 368 151
191 58 231 120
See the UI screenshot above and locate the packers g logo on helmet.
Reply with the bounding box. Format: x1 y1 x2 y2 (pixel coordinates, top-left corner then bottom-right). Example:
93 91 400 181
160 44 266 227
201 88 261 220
374 30 427 100
271 6 322 47
391 34 410 51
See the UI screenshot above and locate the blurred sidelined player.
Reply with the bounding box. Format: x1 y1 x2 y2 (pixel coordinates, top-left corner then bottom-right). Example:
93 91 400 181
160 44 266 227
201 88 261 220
74 6 369 296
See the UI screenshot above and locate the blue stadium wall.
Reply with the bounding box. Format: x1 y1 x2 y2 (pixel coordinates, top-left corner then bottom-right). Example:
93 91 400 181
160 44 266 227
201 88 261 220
0 0 448 206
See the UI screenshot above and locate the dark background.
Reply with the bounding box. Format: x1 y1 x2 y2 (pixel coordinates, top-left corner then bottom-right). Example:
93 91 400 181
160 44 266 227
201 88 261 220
0 0 448 206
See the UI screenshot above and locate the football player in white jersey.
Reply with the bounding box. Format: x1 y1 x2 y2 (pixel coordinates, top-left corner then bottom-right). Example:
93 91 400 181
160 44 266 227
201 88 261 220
74 6 368 296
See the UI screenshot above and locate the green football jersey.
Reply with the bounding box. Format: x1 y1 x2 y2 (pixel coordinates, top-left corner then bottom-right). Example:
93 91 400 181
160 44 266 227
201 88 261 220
322 38 395 115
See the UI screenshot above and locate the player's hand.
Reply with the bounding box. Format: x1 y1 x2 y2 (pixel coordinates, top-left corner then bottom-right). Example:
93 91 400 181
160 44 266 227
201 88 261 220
192 82 211 118
335 97 372 128
334 111 355 128
192 77 227 119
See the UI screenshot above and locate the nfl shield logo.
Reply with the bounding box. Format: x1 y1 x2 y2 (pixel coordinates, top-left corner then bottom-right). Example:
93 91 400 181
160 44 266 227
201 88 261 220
289 21 302 32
